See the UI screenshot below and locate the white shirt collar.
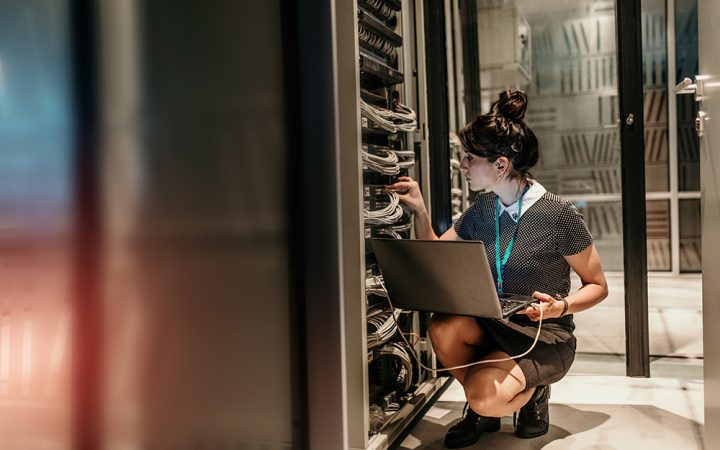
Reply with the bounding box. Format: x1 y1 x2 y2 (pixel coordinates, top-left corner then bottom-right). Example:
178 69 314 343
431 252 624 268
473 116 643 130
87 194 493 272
498 180 546 222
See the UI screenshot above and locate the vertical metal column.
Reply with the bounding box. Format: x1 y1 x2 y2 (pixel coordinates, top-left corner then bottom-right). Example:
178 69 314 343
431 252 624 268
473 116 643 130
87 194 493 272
282 0 348 447
667 0 681 275
334 0 366 447
616 0 650 377
459 0 481 121
424 0 453 234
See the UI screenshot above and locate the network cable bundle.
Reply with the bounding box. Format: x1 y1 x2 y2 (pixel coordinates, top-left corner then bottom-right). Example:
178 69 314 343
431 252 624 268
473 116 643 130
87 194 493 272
449 131 471 222
355 0 428 440
364 273 422 436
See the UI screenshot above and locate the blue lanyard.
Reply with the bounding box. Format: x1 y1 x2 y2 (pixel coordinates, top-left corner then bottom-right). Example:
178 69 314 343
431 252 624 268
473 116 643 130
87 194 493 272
495 183 530 295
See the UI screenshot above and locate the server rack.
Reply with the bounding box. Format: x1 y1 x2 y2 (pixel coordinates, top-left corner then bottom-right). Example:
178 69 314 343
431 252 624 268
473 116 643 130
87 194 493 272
335 1 449 449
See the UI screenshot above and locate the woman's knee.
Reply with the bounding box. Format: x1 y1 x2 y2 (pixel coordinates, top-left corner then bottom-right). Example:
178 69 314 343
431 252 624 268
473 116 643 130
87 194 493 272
428 314 482 347
465 370 518 417
466 379 502 417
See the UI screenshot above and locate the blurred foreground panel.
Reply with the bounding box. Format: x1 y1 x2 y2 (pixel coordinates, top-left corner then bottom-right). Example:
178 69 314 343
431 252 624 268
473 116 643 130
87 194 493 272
0 0 74 448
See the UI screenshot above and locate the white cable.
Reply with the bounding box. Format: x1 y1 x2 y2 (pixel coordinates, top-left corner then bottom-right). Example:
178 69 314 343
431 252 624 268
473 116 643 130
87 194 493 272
364 191 404 225
392 150 415 158
397 159 415 169
358 23 397 60
387 222 413 232
375 221 413 240
362 147 400 175
377 342 413 391
360 148 415 175
360 99 417 133
375 276 543 374
363 0 395 21
367 308 401 349
378 229 403 239
361 147 414 174
366 276 389 297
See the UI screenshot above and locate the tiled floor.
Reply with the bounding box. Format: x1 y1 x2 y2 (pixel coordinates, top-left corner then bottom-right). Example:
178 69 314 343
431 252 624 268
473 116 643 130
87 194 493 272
573 273 703 358
398 274 705 449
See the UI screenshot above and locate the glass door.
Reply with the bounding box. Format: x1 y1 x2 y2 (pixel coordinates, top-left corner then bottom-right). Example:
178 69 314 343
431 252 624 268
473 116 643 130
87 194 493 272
448 0 650 373
449 0 702 375
514 0 629 366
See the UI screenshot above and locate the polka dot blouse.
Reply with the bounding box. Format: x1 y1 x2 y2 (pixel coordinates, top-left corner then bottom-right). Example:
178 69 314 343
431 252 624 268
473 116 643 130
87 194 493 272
454 182 593 330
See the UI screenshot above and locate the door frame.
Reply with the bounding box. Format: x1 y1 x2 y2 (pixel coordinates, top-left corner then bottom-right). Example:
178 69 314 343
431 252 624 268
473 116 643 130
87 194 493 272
616 0 651 377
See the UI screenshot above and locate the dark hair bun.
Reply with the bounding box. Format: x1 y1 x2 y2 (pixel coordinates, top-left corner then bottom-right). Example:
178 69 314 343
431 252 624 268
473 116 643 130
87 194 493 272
494 90 528 122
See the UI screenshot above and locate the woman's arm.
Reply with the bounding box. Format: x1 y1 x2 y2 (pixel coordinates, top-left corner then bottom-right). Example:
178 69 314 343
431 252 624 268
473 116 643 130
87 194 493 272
386 176 461 241
520 243 608 320
560 243 608 315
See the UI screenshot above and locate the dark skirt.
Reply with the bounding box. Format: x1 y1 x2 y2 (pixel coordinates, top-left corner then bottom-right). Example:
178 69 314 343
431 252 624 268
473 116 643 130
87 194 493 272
475 316 577 389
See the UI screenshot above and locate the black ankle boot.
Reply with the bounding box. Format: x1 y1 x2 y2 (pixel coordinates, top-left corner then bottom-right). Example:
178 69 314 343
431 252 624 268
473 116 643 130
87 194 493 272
514 384 550 439
444 402 501 448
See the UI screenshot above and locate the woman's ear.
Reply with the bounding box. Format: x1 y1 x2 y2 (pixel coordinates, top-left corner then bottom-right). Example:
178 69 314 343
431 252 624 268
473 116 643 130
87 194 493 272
495 156 510 176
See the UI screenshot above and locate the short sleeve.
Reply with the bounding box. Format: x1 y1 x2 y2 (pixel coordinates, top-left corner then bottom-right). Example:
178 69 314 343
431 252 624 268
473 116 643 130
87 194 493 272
453 200 479 240
555 201 593 256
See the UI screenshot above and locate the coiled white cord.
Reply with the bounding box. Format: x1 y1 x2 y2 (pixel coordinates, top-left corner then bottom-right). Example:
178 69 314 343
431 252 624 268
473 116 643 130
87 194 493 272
364 191 404 225
360 99 417 133
361 147 415 175
367 308 401 350
362 148 400 175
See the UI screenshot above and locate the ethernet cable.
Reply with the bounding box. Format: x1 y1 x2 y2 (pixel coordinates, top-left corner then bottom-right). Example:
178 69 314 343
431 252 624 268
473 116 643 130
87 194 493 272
377 228 403 239
360 100 417 133
367 308 401 350
364 190 404 225
376 341 414 392
358 23 397 61
392 150 415 158
362 147 400 175
362 0 395 21
376 221 413 239
366 276 389 298
361 147 414 175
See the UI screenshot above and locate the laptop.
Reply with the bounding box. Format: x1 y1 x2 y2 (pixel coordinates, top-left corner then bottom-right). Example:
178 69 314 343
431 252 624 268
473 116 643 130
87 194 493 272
370 239 536 318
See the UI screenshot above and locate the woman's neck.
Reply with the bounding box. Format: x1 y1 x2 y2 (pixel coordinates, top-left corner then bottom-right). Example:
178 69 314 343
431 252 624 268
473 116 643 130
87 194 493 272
494 178 528 207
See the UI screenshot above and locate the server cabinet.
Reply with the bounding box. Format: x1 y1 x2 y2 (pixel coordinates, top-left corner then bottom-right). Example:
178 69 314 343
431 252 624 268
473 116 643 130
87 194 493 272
334 1 449 449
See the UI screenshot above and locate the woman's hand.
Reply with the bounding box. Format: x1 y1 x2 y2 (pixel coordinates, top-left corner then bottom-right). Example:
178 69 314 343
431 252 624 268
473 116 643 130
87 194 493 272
386 176 426 213
516 291 566 321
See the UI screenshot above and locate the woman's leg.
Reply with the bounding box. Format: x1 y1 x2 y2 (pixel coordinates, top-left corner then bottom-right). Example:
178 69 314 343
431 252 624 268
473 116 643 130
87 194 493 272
462 350 535 418
428 315 536 417
428 314 489 384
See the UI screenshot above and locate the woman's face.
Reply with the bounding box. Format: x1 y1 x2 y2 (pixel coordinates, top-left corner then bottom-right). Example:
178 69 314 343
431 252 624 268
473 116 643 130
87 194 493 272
459 151 498 192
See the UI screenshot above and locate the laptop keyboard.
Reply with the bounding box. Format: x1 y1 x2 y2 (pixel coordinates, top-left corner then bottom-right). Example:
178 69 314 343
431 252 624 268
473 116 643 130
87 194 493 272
500 298 530 315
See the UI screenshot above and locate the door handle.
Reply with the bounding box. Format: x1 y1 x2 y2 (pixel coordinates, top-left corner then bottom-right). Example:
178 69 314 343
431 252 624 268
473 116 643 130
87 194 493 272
676 75 707 137
675 77 697 95
696 110 706 138
675 75 706 103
